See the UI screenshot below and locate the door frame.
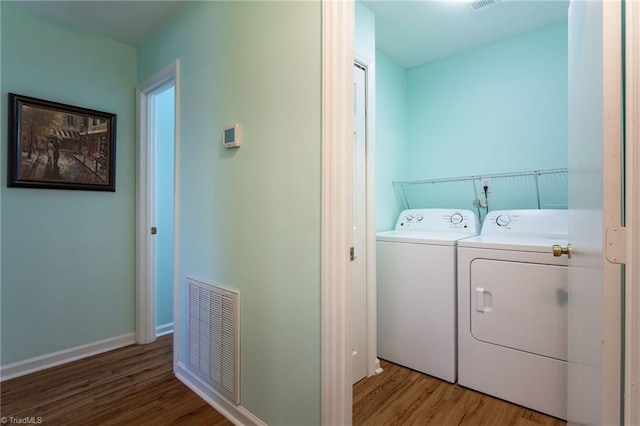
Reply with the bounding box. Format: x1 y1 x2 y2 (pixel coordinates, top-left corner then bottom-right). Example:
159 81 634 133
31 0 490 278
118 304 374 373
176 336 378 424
353 57 382 379
321 0 354 424
135 60 180 345
352 61 367 383
600 1 624 421
321 1 639 424
625 0 640 422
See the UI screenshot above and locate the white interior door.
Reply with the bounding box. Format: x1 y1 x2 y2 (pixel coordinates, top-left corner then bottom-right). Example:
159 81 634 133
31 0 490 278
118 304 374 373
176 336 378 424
567 1 623 424
352 63 367 384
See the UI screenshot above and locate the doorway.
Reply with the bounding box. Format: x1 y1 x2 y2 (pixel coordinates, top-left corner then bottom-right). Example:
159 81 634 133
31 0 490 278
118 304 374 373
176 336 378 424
136 60 180 345
330 1 636 424
154 86 175 337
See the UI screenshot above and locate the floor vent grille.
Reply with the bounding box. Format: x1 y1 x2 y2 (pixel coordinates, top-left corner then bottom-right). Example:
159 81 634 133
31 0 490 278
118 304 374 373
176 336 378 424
187 277 240 404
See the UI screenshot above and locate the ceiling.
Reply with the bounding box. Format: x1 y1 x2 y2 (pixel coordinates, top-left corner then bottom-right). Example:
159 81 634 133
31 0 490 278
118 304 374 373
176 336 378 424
10 0 185 46
10 0 567 66
361 0 569 68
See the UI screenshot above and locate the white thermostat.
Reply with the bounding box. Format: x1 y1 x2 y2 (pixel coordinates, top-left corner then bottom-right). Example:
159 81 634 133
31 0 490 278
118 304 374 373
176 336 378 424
222 124 241 148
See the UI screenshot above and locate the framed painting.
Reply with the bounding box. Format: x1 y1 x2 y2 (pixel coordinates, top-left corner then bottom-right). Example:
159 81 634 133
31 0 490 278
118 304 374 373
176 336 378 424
7 93 116 191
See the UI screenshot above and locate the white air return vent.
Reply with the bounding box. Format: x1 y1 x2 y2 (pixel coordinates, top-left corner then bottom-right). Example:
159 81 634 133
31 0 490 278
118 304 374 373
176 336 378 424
187 277 240 404
469 0 501 11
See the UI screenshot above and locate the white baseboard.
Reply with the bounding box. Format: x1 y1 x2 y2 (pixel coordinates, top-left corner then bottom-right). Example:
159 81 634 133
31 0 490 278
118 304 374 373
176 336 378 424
156 322 174 337
0 332 136 382
175 361 267 426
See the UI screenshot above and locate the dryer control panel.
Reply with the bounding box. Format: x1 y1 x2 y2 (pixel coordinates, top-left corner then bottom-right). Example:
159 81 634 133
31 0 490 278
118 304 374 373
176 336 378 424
481 209 568 237
394 209 479 234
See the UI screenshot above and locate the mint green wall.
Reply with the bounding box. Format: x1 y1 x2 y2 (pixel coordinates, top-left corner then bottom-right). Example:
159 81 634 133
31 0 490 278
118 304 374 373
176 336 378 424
155 86 174 329
375 51 408 231
0 3 137 364
406 22 568 180
137 2 321 424
355 2 375 62
372 22 568 217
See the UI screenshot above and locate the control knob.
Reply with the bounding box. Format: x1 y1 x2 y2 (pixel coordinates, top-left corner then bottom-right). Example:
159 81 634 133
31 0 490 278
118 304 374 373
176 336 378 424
405 214 414 222
416 214 424 222
496 215 511 227
450 213 464 224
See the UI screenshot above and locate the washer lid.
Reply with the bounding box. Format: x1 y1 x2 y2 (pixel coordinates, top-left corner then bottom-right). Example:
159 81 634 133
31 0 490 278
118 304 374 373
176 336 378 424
458 234 568 253
376 230 474 246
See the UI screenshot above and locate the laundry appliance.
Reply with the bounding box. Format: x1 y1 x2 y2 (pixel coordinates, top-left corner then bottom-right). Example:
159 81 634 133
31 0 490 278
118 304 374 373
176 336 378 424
377 208 479 383
457 209 569 419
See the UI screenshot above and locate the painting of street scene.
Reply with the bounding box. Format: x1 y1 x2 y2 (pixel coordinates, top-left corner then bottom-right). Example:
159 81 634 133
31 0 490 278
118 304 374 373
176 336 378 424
8 94 116 191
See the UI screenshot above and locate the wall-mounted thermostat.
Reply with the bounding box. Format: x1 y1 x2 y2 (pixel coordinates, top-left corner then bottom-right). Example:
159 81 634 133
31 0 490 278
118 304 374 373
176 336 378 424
223 124 241 148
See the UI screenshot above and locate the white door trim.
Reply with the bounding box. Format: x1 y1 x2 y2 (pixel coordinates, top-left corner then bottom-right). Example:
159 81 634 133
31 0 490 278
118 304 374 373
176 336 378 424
321 0 354 424
601 2 624 422
625 1 640 423
136 60 180 345
353 57 382 378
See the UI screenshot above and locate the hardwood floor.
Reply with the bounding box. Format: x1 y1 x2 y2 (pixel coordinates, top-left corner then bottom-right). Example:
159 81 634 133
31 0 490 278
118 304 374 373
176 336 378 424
353 359 567 426
2 337 566 425
0 335 232 425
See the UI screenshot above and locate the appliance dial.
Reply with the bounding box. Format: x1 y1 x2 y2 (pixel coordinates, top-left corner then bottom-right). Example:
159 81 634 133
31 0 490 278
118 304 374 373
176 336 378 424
416 214 424 222
450 213 464 224
406 214 414 222
496 215 511 227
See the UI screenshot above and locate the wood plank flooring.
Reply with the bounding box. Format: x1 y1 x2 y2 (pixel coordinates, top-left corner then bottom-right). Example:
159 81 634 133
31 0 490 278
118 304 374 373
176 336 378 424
1 336 566 425
353 359 567 426
0 335 232 425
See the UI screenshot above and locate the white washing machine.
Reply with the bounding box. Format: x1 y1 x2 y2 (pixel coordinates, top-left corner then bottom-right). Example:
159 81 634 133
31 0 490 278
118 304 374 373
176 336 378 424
377 208 479 383
457 209 568 420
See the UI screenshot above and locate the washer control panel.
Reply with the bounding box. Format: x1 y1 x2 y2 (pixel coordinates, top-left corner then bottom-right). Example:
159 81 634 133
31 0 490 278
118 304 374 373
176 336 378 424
394 209 479 233
481 209 568 237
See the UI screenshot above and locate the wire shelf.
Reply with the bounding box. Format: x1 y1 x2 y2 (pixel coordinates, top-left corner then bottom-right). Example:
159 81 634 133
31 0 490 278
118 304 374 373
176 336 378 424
392 168 568 222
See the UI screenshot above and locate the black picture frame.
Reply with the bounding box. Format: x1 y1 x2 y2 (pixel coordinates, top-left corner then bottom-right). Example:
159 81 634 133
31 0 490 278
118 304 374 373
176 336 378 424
7 93 117 191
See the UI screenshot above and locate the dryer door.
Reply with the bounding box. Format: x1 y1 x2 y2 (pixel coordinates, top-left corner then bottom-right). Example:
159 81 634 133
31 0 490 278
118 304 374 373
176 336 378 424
470 259 568 360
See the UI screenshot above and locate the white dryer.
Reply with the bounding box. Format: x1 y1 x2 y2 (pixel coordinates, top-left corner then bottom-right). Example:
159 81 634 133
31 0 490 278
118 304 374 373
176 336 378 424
457 209 568 420
377 208 479 383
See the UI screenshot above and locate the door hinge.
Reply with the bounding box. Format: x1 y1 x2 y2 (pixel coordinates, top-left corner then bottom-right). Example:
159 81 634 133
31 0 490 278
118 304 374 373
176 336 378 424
151 227 157 235
350 247 356 262
605 226 626 264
